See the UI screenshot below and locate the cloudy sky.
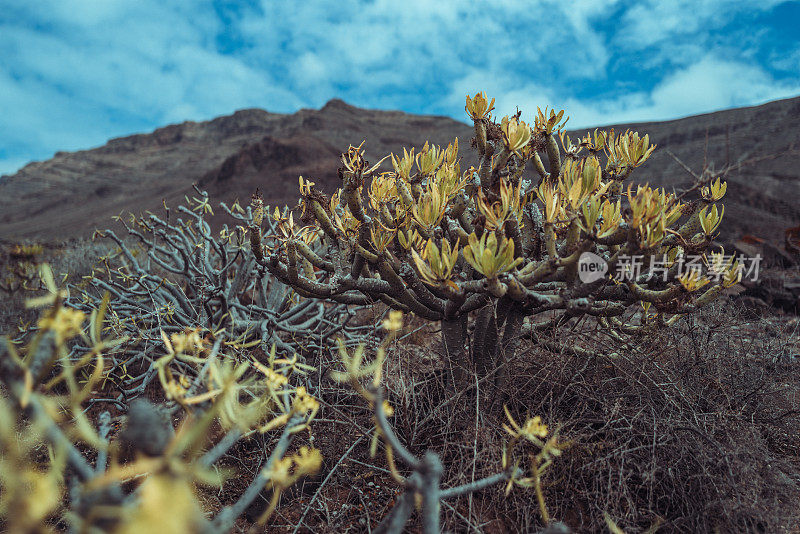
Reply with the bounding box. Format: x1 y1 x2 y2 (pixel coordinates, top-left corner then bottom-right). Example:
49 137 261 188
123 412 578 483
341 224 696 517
2 0 799 175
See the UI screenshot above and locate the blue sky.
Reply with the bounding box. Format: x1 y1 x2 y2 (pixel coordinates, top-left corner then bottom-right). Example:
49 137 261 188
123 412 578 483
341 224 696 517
2 0 799 176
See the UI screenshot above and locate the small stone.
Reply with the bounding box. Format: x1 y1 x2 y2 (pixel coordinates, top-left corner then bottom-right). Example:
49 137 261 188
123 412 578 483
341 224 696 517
119 398 173 456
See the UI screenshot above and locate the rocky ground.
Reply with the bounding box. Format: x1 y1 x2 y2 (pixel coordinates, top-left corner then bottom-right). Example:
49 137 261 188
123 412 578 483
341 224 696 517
1 96 799 532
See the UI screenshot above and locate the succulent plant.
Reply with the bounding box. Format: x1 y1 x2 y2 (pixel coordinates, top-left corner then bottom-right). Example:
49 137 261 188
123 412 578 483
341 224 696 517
0 268 324 533
248 92 738 388
67 186 374 404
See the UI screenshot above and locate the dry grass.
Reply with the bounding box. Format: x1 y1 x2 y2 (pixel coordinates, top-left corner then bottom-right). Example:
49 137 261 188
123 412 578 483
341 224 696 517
3 240 799 532
274 298 800 533
0 238 112 335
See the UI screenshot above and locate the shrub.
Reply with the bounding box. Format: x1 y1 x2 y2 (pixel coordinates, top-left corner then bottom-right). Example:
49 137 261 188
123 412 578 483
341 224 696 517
233 93 754 531
0 266 322 532
2 94 796 533
67 187 372 404
249 93 739 396
0 189 378 532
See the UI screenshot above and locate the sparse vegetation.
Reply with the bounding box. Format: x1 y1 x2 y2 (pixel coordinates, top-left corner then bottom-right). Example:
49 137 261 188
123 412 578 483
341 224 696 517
1 94 798 533
0 265 324 532
251 93 738 399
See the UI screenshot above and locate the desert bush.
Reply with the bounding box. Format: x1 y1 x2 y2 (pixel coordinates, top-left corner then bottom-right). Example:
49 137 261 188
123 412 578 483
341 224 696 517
0 238 113 336
248 92 740 399
65 187 373 406
0 266 323 532
229 92 800 532
2 93 797 533
0 238 560 533
0 240 48 335
0 189 382 532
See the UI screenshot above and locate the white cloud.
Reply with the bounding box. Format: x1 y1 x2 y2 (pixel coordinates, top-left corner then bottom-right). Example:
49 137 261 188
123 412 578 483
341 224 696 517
0 0 798 175
619 0 790 49
592 55 800 126
242 0 613 98
446 55 800 129
0 0 305 172
771 46 800 72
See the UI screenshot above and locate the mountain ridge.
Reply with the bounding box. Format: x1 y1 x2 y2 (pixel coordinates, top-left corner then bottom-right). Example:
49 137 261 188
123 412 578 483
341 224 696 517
1 95 798 242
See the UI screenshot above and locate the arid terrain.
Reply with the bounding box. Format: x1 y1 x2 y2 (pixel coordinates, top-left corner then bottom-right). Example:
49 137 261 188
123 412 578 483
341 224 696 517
4 96 798 320
1 96 799 244
1 97 800 533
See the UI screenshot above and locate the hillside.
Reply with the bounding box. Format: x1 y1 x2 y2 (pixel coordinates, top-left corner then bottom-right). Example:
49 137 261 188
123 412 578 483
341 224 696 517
1 96 798 242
